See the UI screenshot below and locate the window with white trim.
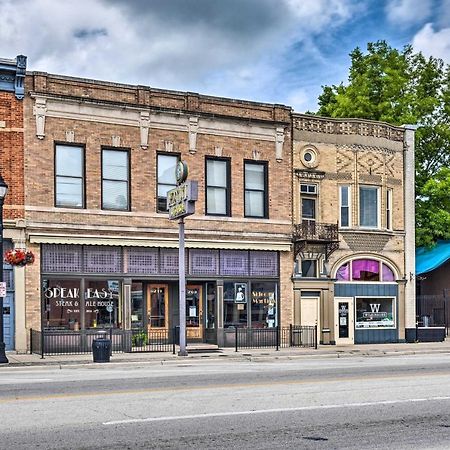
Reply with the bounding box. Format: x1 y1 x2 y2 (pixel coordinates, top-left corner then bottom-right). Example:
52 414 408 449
206 158 230 216
102 149 129 211
55 145 84 208
359 186 379 228
355 297 396 329
339 185 350 227
386 188 393 230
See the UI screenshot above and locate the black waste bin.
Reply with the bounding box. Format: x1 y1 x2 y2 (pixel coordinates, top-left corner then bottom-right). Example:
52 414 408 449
92 332 111 363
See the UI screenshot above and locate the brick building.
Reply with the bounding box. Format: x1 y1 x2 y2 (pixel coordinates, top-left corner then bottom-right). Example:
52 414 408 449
16 71 293 352
291 114 416 344
0 55 27 351
1 61 416 352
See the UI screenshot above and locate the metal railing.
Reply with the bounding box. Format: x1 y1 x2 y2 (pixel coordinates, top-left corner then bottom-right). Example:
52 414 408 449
416 293 449 335
234 325 317 351
30 328 177 357
293 222 338 242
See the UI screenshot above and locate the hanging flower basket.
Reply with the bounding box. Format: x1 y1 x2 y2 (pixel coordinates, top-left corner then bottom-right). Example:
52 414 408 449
4 249 35 267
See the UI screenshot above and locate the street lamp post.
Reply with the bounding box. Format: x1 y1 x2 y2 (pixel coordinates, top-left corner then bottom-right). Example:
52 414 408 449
0 174 8 363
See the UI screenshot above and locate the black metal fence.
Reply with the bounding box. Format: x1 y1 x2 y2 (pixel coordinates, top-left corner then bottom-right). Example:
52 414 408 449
234 325 317 351
416 293 449 335
30 328 176 357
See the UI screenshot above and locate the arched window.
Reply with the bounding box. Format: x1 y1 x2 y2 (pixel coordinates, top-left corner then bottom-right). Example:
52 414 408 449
336 258 396 282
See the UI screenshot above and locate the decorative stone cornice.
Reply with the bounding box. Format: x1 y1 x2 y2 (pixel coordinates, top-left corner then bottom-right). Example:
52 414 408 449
0 55 26 99
293 114 404 142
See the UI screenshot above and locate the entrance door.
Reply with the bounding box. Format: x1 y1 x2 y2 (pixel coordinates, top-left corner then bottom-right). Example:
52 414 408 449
3 264 14 350
300 296 320 342
147 284 169 330
186 285 203 340
334 297 354 345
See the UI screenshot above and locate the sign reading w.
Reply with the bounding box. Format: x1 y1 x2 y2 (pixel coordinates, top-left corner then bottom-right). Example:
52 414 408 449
370 303 381 313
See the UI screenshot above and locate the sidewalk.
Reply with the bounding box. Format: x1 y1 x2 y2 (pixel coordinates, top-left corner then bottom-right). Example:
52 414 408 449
4 339 450 368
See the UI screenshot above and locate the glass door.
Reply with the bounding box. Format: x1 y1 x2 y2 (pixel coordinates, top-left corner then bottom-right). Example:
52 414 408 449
147 284 169 330
186 285 203 340
334 297 354 344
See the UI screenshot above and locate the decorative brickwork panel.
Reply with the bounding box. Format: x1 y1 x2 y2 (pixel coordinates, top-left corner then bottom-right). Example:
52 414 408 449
249 251 278 276
189 249 219 275
341 233 390 252
220 250 249 276
125 248 158 274
83 246 122 273
42 244 83 273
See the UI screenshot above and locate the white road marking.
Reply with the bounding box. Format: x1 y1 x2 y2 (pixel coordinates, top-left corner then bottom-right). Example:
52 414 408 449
103 396 450 426
0 378 53 384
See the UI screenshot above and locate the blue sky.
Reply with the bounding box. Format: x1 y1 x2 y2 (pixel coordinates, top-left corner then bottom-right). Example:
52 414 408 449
1 0 449 112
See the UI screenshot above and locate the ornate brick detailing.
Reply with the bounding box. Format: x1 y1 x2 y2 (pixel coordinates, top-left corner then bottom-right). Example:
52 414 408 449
336 146 353 173
293 115 404 141
324 172 352 180
387 177 403 186
341 233 390 252
357 150 384 175
359 174 383 184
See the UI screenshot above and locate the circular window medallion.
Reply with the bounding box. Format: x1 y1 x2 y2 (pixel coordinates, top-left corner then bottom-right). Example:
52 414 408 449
300 145 320 168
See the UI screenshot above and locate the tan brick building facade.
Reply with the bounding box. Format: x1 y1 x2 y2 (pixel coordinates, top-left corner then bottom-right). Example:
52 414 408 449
2 63 416 352
16 72 294 351
292 114 416 344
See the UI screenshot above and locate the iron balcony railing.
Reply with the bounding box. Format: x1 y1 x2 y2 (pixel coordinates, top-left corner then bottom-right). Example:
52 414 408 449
293 221 339 243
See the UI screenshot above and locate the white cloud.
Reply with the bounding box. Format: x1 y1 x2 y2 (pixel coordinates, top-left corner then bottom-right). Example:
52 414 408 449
0 0 358 109
412 23 450 62
385 0 433 26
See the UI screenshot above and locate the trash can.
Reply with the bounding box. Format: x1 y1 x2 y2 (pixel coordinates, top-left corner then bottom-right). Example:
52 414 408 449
92 332 111 363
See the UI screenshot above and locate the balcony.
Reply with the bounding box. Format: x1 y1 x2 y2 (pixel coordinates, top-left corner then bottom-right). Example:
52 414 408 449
293 221 339 259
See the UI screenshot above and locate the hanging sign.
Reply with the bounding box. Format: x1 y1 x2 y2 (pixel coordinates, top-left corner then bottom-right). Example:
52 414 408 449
167 180 198 220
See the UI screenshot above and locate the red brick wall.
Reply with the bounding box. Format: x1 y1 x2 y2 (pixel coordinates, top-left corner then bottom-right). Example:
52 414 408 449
0 91 24 219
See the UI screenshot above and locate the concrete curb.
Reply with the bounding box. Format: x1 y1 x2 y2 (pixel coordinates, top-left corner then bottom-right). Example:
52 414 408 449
3 345 450 369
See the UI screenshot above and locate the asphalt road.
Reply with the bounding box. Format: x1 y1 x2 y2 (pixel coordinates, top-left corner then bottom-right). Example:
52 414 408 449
1 354 450 449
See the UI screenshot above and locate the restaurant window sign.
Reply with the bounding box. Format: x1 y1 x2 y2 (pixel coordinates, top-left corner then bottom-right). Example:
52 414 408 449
43 279 121 330
355 297 395 329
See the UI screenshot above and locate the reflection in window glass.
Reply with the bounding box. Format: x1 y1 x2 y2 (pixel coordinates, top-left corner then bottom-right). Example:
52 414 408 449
356 297 395 328
382 264 395 281
55 145 84 207
157 154 178 211
251 282 277 328
244 163 267 218
352 259 380 281
223 282 247 327
336 262 350 281
206 159 229 215
301 260 317 277
102 150 129 210
360 186 378 227
85 280 121 329
131 282 144 329
43 279 81 330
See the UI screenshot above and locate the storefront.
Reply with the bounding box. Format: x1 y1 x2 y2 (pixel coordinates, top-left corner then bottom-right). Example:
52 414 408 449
333 256 400 344
40 244 281 345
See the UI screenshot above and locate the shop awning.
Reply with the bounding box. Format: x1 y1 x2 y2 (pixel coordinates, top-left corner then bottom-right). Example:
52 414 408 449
29 234 292 252
416 240 450 275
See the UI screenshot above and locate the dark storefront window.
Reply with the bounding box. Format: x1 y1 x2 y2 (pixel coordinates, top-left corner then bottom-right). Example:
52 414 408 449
356 297 395 329
131 282 144 329
43 279 82 330
251 282 277 328
224 282 248 327
186 286 201 328
43 279 121 330
85 280 121 329
206 283 216 329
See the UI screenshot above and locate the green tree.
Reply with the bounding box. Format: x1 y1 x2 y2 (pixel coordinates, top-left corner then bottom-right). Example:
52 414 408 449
317 41 450 246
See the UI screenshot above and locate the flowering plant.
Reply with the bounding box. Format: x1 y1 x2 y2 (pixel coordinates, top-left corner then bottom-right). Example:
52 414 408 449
4 249 35 267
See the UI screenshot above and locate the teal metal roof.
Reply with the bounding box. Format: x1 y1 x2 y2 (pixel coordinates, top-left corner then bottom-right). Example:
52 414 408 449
416 240 450 275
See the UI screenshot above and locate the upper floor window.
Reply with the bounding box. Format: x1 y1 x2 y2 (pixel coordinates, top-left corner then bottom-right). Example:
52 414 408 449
339 185 350 227
206 158 230 216
336 258 396 282
300 183 317 224
157 154 178 212
386 188 393 230
359 186 379 228
244 162 268 218
102 149 129 211
301 259 317 277
55 145 84 208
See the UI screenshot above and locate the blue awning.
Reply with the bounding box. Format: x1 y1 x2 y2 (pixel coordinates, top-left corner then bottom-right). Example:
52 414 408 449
416 240 450 275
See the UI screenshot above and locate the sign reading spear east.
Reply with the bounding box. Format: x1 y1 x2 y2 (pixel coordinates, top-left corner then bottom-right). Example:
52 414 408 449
167 161 198 356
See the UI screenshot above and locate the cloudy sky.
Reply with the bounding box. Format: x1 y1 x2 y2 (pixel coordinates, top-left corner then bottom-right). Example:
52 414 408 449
1 0 449 112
